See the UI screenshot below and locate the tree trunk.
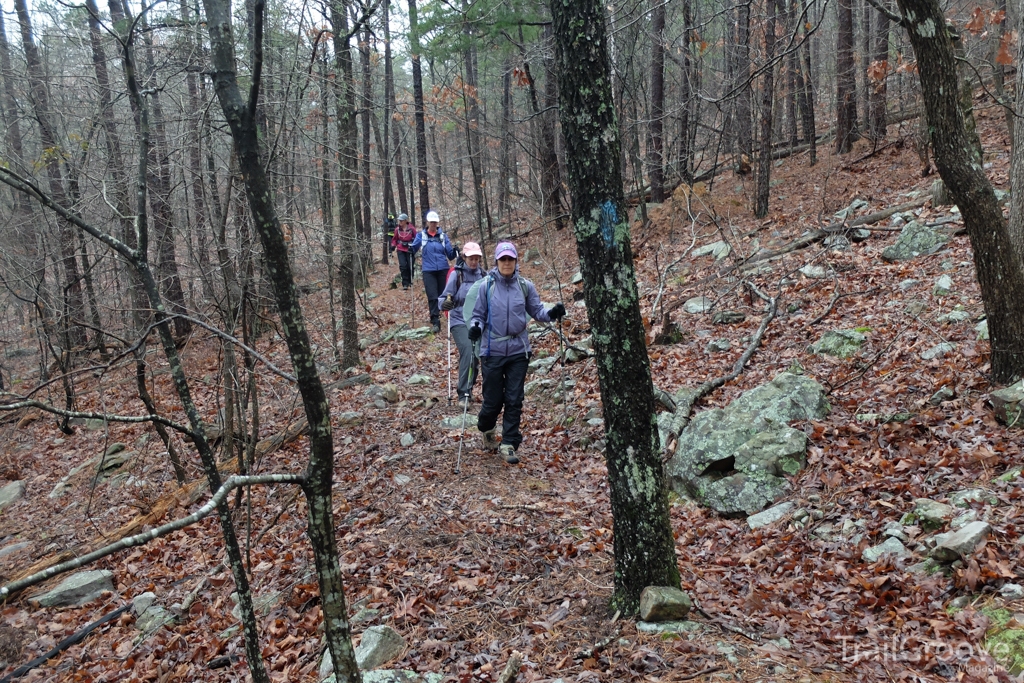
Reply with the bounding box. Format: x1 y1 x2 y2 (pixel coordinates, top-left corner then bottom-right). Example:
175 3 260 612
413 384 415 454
14 0 87 349
897 0 1024 383
409 0 430 219
540 25 565 230
461 0 486 242
359 27 373 261
755 0 777 218
799 0 817 164
734 3 753 160
200 0 363 680
648 0 666 202
550 0 681 614
868 1 890 139
836 0 858 153
498 55 513 226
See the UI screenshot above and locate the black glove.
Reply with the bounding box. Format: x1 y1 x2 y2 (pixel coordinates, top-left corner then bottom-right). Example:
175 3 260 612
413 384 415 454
468 325 482 342
441 296 454 312
389 247 395 255
548 303 566 321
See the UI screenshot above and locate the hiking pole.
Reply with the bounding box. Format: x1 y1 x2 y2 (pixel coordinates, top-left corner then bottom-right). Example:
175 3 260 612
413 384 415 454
558 316 568 425
455 350 478 474
447 312 452 403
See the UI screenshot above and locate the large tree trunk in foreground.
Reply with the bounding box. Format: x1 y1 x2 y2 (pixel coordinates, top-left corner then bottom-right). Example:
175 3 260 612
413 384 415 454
409 0 429 219
897 0 1024 383
201 0 362 680
550 0 680 614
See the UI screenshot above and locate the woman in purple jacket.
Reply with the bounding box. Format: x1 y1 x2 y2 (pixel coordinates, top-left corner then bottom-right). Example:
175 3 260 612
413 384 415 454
468 242 565 464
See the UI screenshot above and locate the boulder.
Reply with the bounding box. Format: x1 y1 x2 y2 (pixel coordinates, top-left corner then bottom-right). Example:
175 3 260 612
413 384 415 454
706 340 731 354
948 489 998 508
911 499 955 531
31 570 114 607
399 433 415 447
356 625 407 670
692 241 731 260
991 380 1024 427
799 265 828 279
933 274 954 296
683 297 713 314
920 342 956 360
747 501 795 530
0 481 26 511
810 330 865 358
393 327 433 341
929 521 991 562
862 537 912 563
666 372 828 516
881 221 950 261
638 586 692 622
406 374 432 386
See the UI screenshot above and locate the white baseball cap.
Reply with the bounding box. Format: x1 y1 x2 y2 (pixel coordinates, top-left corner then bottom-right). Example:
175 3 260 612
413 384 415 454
425 211 440 222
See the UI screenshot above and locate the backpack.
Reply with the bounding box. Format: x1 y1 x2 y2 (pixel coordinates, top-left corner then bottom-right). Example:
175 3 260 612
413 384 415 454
462 274 530 335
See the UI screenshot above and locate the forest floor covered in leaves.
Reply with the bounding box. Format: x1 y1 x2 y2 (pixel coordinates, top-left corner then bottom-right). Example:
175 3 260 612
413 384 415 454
1 103 1023 683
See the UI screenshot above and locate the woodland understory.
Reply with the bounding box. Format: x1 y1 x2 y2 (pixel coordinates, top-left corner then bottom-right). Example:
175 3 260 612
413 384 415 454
0 99 1021 683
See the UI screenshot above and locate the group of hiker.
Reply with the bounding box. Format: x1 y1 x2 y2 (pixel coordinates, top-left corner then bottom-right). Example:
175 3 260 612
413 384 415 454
386 210 566 464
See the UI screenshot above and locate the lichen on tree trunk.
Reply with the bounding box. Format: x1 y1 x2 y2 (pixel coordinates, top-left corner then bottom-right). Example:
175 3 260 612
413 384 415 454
550 0 680 614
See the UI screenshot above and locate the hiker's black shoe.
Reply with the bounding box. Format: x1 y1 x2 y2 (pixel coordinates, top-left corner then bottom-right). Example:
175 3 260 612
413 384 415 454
480 429 499 451
499 444 519 464
432 321 441 333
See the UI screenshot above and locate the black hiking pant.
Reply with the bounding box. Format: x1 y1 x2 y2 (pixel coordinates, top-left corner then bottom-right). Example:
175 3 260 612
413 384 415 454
477 353 529 451
423 269 448 326
397 250 414 288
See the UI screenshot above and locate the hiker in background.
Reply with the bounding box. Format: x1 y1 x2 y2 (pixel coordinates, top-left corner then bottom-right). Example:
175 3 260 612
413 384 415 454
389 213 417 290
440 242 485 406
468 241 565 464
410 210 457 333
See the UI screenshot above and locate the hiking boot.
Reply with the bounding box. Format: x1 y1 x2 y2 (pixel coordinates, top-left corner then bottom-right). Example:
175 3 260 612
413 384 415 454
432 321 441 333
480 429 499 451
499 443 519 464
457 395 470 408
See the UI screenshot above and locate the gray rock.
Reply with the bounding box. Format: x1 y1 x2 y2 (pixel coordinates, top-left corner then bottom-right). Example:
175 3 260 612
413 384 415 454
692 241 731 260
990 379 1024 427
393 327 433 341
351 607 380 625
711 310 746 325
912 499 956 531
883 521 909 543
366 384 400 403
824 235 851 251
529 356 558 375
706 339 731 354
683 297 714 314
570 271 584 285
337 412 363 426
908 558 946 575
936 307 971 323
862 537 912 563
920 342 956 360
132 592 158 615
0 481 26 511
951 510 978 529
899 279 919 291
976 319 989 340
948 489 998 508
371 360 386 372
360 671 443 683
799 265 828 279
439 414 474 430
810 330 865 358
100 449 132 471
747 502 795 529
399 433 415 447
999 584 1024 600
929 386 955 405
881 221 950 261
374 400 388 410
356 625 407 670
834 199 868 220
135 602 174 632
666 372 828 516
905 300 928 317
933 274 954 296
850 228 872 242
231 590 282 620
638 586 691 622
929 521 991 562
635 620 702 634
31 570 114 607
104 443 127 456
524 379 555 396
406 374 432 385
0 541 30 559
393 474 412 486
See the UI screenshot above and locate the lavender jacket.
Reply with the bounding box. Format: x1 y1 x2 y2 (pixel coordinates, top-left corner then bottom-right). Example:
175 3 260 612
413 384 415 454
440 263 485 328
469 266 552 357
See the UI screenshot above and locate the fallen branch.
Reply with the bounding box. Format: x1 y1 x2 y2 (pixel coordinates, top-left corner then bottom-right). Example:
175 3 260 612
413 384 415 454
0 603 131 682
0 400 194 438
1 473 304 599
496 650 523 683
677 666 725 681
808 288 881 326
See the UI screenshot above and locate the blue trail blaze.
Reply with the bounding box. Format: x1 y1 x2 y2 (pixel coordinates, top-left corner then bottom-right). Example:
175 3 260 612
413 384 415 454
600 200 617 249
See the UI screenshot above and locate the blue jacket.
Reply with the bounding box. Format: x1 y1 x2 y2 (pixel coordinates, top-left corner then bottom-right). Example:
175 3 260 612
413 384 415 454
410 228 455 272
440 263 485 328
470 266 552 357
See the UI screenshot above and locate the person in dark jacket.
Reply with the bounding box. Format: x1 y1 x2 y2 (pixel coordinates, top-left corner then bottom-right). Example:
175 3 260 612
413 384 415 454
468 241 566 463
389 213 417 289
410 210 457 332
440 242 485 406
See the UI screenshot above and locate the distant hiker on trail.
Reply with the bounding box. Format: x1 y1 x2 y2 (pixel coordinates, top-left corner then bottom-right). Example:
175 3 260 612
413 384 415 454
389 213 417 290
467 241 566 464
441 241 485 406
410 210 457 333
